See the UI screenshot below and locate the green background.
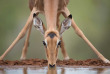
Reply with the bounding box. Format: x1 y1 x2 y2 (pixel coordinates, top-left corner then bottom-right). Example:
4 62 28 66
0 0 110 60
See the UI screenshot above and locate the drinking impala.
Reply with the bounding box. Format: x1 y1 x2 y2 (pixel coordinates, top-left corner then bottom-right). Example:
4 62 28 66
0 0 109 67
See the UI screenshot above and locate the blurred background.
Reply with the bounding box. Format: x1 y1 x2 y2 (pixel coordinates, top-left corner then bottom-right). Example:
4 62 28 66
0 0 110 60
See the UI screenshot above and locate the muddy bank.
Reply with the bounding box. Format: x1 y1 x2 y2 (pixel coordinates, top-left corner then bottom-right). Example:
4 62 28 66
0 59 110 67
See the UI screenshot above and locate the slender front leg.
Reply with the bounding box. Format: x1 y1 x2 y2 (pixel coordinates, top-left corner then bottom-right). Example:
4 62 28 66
60 37 70 60
20 24 32 60
0 7 37 60
57 13 69 60
62 7 110 63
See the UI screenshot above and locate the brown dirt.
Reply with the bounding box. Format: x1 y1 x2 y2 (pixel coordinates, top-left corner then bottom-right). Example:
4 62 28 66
0 59 110 67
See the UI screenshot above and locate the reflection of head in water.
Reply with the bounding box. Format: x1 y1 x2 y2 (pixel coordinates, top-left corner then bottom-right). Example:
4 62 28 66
47 67 65 74
47 66 57 74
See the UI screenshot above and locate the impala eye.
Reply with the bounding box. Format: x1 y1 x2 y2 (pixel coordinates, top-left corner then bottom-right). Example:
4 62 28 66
43 41 46 46
57 40 61 47
42 40 47 48
58 41 61 46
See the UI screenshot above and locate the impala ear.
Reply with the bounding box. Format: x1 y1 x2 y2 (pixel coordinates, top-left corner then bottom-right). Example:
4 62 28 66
59 14 72 36
33 13 45 35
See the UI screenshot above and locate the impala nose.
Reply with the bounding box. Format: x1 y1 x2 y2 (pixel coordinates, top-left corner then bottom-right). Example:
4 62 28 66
49 64 55 68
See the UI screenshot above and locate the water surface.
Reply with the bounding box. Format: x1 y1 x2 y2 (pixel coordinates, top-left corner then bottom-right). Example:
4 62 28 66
0 66 110 74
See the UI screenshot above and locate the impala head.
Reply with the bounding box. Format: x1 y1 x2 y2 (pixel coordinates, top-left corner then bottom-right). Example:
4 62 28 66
33 13 72 67
44 30 60 67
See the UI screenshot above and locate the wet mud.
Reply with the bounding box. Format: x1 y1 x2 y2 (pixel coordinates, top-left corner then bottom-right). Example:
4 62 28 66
0 59 110 67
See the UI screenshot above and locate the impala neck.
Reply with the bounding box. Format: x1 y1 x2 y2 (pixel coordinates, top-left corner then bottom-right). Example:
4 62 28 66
44 0 59 30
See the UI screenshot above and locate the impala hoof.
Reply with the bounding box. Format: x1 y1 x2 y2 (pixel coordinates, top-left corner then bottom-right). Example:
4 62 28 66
0 56 3 60
104 59 110 63
20 57 26 60
64 56 70 60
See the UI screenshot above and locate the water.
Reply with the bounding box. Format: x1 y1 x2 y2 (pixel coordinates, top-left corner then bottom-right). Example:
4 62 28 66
0 66 110 74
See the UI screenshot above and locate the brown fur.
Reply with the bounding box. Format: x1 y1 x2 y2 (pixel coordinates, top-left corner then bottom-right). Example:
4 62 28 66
44 30 60 65
29 0 69 11
45 30 60 38
45 36 59 65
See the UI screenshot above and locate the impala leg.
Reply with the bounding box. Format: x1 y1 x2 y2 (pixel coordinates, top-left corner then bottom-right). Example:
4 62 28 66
62 7 110 63
0 7 37 60
60 37 70 60
20 24 32 60
57 13 69 60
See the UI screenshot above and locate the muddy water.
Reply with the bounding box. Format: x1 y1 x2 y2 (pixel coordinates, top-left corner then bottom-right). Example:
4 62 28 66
0 66 110 74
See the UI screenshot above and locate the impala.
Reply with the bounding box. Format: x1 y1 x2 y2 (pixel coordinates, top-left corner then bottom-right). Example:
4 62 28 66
0 0 109 67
